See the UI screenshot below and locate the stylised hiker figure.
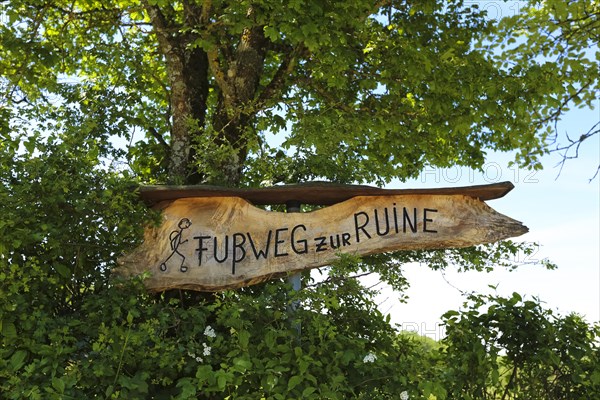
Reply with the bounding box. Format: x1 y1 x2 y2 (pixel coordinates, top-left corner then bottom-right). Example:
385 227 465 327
159 218 192 272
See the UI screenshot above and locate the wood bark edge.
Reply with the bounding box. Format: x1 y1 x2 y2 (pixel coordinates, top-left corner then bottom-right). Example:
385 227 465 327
137 181 515 206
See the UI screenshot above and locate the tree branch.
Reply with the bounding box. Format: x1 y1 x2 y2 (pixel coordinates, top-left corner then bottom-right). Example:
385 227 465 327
551 120 600 180
200 0 212 24
305 271 375 288
207 49 231 104
255 45 307 110
142 0 178 53
500 365 518 400
148 127 169 149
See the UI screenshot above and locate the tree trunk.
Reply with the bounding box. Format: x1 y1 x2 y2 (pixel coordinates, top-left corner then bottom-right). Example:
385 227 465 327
144 3 273 186
167 46 209 185
144 2 209 185
210 22 268 186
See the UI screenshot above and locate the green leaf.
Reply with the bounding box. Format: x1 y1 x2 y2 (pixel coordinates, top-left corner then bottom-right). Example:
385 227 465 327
2 321 16 339
510 292 523 305
217 374 227 391
127 311 134 325
9 350 27 372
264 26 279 41
591 371 600 385
54 264 71 280
238 330 249 349
288 375 303 391
24 138 36 154
491 368 499 384
196 365 213 382
176 378 197 397
233 357 252 372
52 377 65 393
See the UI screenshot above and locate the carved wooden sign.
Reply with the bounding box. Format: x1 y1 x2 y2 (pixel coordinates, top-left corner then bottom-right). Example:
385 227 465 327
117 182 527 292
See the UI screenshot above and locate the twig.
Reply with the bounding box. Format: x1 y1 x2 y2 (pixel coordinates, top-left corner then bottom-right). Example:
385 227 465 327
305 271 374 288
149 126 169 149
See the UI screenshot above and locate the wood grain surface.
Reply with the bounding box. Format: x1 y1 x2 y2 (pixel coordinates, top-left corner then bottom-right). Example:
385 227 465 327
117 193 528 292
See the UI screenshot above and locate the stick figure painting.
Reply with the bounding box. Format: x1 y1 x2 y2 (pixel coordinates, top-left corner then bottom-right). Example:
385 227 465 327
159 218 192 273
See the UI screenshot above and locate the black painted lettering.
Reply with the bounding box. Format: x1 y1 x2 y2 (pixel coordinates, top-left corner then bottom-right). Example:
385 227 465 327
314 236 327 252
194 235 211 266
247 231 271 260
374 207 390 236
274 228 289 257
423 208 438 233
213 235 229 263
342 232 351 246
393 203 399 234
329 234 340 249
291 224 308 254
232 233 246 275
354 211 371 242
403 207 417 233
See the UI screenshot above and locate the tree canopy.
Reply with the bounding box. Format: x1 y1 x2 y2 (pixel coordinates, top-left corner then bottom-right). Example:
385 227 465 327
1 0 598 398
4 0 596 186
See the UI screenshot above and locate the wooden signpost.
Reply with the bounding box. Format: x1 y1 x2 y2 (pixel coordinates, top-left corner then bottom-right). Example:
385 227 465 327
117 182 528 292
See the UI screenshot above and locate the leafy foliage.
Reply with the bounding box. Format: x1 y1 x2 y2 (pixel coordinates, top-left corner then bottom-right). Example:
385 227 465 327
489 0 599 176
441 293 600 399
4 0 591 185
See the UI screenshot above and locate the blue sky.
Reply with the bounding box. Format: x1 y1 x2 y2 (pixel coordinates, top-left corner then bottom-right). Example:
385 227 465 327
355 0 600 338
373 105 600 338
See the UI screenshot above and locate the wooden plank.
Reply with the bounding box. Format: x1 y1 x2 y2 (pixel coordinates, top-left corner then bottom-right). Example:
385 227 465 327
117 193 528 292
137 181 515 206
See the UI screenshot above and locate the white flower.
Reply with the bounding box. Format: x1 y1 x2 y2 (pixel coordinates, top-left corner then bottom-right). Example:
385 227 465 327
188 352 196 358
204 325 216 338
362 352 377 363
400 390 409 400
202 342 211 356
195 356 203 363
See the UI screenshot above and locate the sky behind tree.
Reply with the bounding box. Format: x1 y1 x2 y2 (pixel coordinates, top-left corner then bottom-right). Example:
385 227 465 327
379 104 599 337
